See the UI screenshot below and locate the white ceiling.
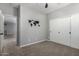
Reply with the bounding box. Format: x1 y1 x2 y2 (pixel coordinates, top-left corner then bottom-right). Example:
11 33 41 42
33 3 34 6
10 3 70 14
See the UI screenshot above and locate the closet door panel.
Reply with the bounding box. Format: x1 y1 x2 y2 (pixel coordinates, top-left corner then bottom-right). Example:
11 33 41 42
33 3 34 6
50 17 70 46
71 14 79 49
50 19 61 43
63 17 71 46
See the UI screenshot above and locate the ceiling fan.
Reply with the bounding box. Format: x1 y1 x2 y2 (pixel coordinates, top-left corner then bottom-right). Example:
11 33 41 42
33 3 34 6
45 3 48 8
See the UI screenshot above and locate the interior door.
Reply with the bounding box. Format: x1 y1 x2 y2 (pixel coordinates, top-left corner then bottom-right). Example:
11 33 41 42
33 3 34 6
50 17 70 46
0 11 4 53
71 14 79 49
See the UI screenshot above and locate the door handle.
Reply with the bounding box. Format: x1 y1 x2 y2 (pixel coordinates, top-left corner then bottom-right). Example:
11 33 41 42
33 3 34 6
58 32 60 34
69 32 71 34
0 33 3 35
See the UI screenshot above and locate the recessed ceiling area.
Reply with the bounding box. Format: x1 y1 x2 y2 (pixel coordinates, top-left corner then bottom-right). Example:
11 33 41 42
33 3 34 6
10 3 70 14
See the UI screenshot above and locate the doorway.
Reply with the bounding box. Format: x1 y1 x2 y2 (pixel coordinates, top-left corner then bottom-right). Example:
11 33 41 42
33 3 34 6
1 15 17 55
1 6 20 55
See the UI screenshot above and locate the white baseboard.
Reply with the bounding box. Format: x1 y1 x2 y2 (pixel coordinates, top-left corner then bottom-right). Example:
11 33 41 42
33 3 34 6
45 39 51 41
48 40 79 49
20 39 79 49
20 40 46 48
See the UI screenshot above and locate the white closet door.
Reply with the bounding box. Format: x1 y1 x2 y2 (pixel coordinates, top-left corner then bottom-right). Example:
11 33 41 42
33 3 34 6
64 17 71 46
50 19 60 43
50 17 70 46
71 14 79 49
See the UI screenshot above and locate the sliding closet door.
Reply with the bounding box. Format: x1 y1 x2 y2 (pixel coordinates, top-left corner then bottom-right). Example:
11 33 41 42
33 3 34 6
50 17 70 46
71 14 79 49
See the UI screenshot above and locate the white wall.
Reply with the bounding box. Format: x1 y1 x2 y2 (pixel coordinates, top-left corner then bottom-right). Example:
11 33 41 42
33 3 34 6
19 4 48 46
0 3 17 16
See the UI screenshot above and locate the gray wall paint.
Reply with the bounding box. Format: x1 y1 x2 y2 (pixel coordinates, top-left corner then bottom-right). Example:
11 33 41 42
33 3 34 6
4 22 16 34
19 4 48 46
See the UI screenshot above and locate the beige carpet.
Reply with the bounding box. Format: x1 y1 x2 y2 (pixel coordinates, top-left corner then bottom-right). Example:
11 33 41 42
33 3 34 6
1 41 79 56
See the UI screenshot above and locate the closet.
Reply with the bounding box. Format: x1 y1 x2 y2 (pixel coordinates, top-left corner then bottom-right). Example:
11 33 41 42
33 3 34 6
50 14 79 49
71 14 79 49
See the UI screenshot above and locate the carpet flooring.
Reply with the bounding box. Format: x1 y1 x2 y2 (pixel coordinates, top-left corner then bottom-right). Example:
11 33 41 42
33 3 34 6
1 41 79 56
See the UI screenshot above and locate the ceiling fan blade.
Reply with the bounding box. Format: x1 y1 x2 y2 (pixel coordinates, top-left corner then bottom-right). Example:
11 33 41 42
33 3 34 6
45 3 48 8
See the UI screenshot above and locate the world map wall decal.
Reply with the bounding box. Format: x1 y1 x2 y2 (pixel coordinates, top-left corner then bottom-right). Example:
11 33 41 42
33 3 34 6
28 20 40 27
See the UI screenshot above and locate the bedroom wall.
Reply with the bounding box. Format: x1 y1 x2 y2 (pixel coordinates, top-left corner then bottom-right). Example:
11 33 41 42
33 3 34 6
19 4 48 46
